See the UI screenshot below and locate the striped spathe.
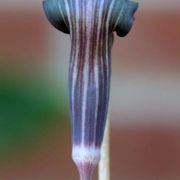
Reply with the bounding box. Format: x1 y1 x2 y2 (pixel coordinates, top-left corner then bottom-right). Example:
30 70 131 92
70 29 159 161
43 0 138 179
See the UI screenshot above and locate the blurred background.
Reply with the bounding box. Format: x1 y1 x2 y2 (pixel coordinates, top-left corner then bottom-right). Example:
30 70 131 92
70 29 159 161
0 0 180 179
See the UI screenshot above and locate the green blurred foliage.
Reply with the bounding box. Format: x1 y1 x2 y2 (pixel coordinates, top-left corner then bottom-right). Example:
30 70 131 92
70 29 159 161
0 70 69 154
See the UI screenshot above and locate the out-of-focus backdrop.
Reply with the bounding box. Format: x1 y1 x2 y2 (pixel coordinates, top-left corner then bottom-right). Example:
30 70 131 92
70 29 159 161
0 0 180 179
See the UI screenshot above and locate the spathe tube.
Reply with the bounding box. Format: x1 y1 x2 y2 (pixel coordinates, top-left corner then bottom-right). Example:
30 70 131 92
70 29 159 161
43 0 138 179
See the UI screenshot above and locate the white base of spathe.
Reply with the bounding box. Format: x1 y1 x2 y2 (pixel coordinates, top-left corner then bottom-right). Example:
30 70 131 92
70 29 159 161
72 145 100 165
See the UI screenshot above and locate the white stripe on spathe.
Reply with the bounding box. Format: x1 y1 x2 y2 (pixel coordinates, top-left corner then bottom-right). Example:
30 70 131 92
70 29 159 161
71 0 80 133
81 1 89 145
93 0 106 145
81 0 94 145
106 0 115 77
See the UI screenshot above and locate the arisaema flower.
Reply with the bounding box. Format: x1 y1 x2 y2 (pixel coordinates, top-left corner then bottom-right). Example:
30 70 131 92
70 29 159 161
43 0 138 179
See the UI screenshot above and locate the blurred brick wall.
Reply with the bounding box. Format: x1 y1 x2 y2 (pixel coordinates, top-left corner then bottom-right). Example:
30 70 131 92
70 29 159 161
113 9 180 74
0 9 48 62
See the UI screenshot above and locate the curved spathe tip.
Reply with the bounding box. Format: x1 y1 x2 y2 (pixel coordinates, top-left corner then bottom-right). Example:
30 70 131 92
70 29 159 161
43 0 70 34
115 0 139 37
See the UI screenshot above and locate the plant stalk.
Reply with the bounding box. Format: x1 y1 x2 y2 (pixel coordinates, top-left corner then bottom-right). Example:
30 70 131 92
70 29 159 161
98 116 110 180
